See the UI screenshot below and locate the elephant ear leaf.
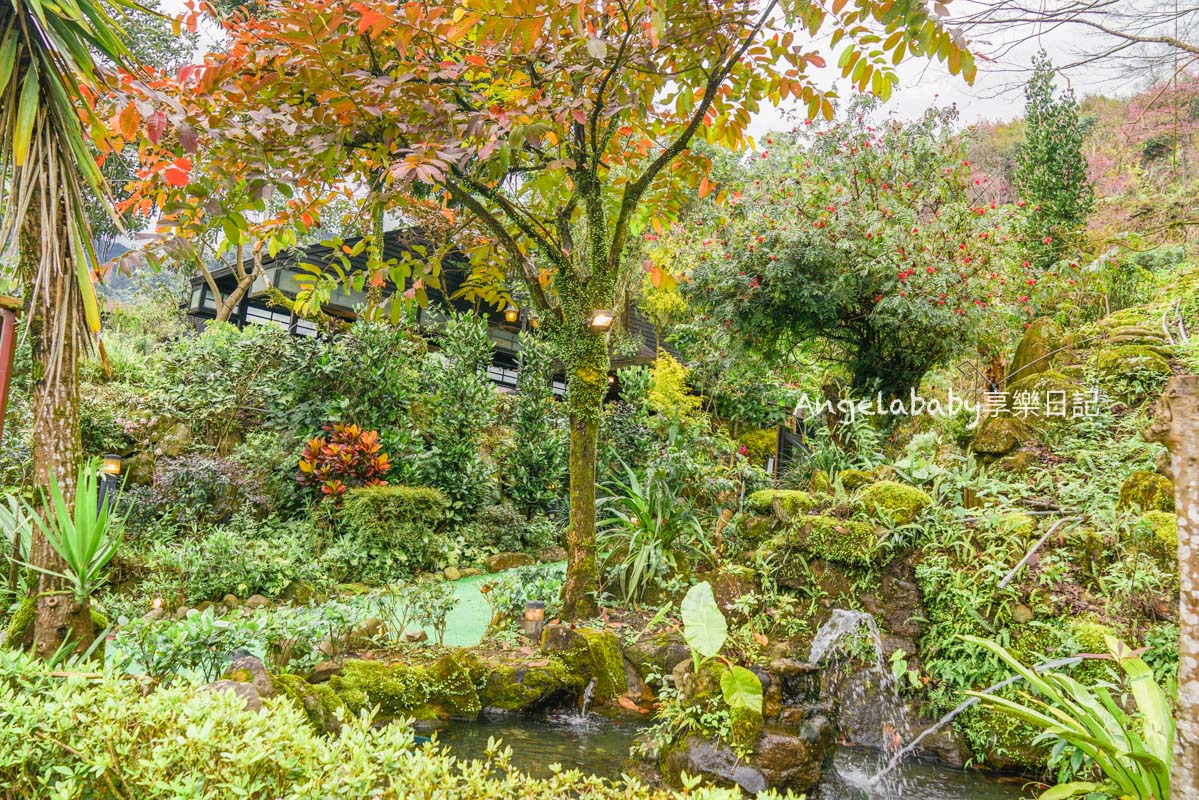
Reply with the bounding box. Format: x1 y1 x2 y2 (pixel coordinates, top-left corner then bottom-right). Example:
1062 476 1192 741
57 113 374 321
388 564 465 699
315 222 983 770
681 581 726 660
721 665 763 714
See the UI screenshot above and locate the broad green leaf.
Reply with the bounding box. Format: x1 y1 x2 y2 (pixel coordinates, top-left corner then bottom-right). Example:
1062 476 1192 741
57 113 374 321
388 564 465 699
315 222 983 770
1038 782 1101 800
680 581 726 661
14 64 40 166
721 665 763 713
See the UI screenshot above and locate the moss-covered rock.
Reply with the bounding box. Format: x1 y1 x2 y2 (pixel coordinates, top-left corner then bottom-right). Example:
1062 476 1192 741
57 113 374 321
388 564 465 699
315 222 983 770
970 415 1026 456
1009 318 1063 382
837 469 874 491
796 516 882 566
856 481 932 526
328 654 482 720
729 705 764 754
1119 471 1174 513
542 626 626 702
477 659 580 711
995 450 1038 473
273 673 348 733
737 514 775 544
745 489 816 518
1004 371 1088 424
1139 510 1178 569
808 470 831 493
1065 618 1119 684
998 512 1037 541
1095 345 1172 403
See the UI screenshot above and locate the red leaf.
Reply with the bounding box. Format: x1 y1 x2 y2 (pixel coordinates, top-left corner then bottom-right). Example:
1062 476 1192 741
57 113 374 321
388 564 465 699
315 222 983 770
146 111 168 145
164 167 189 187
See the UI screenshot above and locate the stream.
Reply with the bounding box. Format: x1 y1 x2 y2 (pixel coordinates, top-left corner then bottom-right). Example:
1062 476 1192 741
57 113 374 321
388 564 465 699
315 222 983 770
423 713 1033 799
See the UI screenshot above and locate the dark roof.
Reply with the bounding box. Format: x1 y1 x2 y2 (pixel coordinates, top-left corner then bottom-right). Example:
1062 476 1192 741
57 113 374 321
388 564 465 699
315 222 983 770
190 228 667 367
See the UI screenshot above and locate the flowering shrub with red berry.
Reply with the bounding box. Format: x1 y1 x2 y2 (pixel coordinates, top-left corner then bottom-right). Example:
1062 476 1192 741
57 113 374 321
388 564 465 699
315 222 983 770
669 98 1072 398
296 423 392 498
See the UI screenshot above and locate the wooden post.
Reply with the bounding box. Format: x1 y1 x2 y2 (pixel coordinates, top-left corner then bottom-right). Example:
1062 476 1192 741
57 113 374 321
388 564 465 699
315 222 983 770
0 296 23 445
0 297 22 599
1144 374 1199 800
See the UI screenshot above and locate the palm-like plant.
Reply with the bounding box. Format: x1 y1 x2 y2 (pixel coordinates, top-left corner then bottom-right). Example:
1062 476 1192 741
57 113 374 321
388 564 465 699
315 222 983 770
23 462 123 600
963 634 1174 800
598 461 709 605
1 0 140 655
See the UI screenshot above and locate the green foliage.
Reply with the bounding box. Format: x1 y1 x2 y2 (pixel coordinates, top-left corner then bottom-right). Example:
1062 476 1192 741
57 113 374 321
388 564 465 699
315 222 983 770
598 461 709 605
1 648 766 799
1014 52 1095 273
504 333 567 517
964 634 1172 800
25 462 124 601
485 562 566 621
647 353 701 419
416 313 497 524
148 453 269 527
142 514 328 604
329 485 449 583
680 99 1025 398
680 582 728 667
745 489 816 517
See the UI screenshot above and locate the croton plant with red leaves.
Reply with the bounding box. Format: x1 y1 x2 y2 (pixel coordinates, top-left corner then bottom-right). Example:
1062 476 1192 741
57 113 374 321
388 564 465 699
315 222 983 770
297 423 391 498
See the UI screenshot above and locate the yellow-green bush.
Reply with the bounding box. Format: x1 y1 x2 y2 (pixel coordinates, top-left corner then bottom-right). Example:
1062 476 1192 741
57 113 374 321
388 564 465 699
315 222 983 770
0 650 760 800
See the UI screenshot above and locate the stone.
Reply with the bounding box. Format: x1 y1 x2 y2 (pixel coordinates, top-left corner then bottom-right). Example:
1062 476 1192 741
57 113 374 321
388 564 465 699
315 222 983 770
173 606 191 620
205 679 262 712
282 581 318 605
308 660 343 683
745 489 817 519
222 594 240 609
460 567 482 577
1096 345 1172 403
755 720 833 792
1008 318 1063 382
536 546 567 563
970 415 1026 456
157 422 193 457
223 655 275 698
1012 604 1035 624
485 552 536 572
995 449 1038 473
625 631 691 681
272 673 348 734
141 607 165 622
442 566 462 581
856 480 932 526
352 617 385 641
1118 471 1174 513
661 721 832 795
404 630 429 643
244 594 270 609
122 451 156 486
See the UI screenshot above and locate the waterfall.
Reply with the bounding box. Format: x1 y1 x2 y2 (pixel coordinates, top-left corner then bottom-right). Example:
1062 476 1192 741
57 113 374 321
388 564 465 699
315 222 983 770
579 677 596 717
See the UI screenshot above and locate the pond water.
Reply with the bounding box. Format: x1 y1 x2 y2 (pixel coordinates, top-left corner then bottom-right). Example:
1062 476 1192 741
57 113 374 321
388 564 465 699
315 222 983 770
423 713 1033 800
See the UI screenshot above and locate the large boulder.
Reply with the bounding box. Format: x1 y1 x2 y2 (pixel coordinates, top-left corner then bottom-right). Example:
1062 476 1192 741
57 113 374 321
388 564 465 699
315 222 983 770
1095 345 1172 403
970 415 1026 456
1008 318 1063 382
855 480 932 526
485 552 535 572
660 719 833 795
1118 471 1174 513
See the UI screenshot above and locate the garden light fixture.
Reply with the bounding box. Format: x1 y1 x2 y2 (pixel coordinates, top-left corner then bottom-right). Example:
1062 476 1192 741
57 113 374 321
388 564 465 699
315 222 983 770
504 304 519 324
97 454 122 515
587 309 615 331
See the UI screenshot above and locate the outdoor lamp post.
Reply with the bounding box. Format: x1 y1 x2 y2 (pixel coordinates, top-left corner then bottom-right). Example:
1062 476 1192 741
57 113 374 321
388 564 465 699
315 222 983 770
504 304 520 324
98 454 122 514
587 309 615 332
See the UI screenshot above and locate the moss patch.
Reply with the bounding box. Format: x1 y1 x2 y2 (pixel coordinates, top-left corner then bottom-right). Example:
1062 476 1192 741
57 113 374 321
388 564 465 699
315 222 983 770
328 653 481 720
273 672 348 733
856 481 932 526
1118 471 1174 513
3 597 34 649
1008 318 1063 382
998 512 1038 541
1095 345 1172 403
837 469 874 491
970 416 1026 456
746 489 816 518
794 516 882 566
1139 510 1178 569
549 627 626 702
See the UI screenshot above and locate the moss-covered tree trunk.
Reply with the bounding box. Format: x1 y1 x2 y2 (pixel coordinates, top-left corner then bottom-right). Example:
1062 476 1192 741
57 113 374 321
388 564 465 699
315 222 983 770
19 188 93 659
558 320 610 620
1144 374 1199 800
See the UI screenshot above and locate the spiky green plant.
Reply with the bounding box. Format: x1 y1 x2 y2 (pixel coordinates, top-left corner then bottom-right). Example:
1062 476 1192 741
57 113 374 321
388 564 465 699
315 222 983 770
963 634 1173 800
25 462 123 601
598 460 708 605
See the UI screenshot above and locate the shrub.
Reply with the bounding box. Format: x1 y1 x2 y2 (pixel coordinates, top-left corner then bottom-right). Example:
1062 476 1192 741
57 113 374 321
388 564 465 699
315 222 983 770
297 423 392 498
326 485 449 583
150 453 267 527
0 649 756 800
504 333 567 517
145 515 327 604
486 562 567 620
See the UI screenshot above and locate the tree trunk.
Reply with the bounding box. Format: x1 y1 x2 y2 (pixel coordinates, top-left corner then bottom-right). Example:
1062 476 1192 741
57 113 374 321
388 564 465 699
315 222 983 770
1144 374 1199 800
558 327 610 620
214 273 253 323
20 188 92 659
